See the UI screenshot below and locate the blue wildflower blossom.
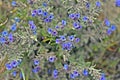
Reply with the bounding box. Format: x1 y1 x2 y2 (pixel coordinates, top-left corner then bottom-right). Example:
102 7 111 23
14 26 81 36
32 66 40 73
70 73 75 79
14 17 20 22
11 23 17 31
69 13 75 19
42 2 47 7
96 1 101 7
60 35 66 41
47 28 53 34
62 20 67 26
110 24 117 31
11 1 17 6
8 33 14 42
115 0 120 7
48 14 54 19
5 63 13 70
104 18 110 27
107 28 112 35
12 70 17 77
55 39 61 44
73 70 79 77
82 69 89 76
49 56 55 62
0 37 6 44
100 73 106 80
2 30 8 36
42 11 48 17
37 9 43 15
75 38 80 43
63 64 69 70
86 2 90 8
82 16 88 22
33 59 39 66
31 10 37 17
75 13 80 19
11 60 18 67
68 35 75 41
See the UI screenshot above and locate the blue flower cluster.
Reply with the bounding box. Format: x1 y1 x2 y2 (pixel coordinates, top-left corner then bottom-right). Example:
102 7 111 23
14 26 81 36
5 59 22 70
104 18 117 35
55 35 80 50
31 8 54 23
32 59 40 73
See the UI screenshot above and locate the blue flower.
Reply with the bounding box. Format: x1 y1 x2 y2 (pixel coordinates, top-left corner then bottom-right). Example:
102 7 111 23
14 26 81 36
53 69 58 76
31 10 37 17
11 23 17 31
115 0 120 7
55 25 60 29
5 63 13 70
70 73 75 79
107 28 112 35
30 24 36 30
28 20 34 25
8 33 14 42
75 13 80 19
12 70 17 77
33 59 39 66
62 20 67 26
48 14 54 19
47 28 53 34
82 16 88 22
2 30 8 36
68 35 75 41
62 42 73 50
49 56 55 62
11 60 18 67
104 18 110 27
63 64 69 70
42 2 47 7
110 24 117 31
42 11 48 17
96 1 101 7
14 17 20 22
11 1 17 6
37 9 43 15
51 30 58 36
86 2 90 8
60 35 66 41
75 38 80 43
73 70 79 77
69 13 75 19
73 22 79 29
44 18 51 23
100 73 106 80
55 39 61 44
82 69 89 76
32 66 40 73
0 37 6 44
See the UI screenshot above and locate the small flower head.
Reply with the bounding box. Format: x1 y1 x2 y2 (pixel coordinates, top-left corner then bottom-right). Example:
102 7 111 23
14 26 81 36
75 13 80 19
70 73 75 79
31 10 37 17
53 69 58 76
60 35 66 41
115 0 120 7
110 24 117 31
11 23 17 31
32 66 40 73
86 2 90 8
0 37 6 44
107 28 112 35
33 59 40 66
51 30 58 36
8 33 14 42
47 28 53 34
100 73 106 80
63 64 69 70
75 38 80 43
96 1 101 7
68 35 75 41
11 60 18 67
14 17 20 22
2 30 8 36
42 2 47 7
48 14 54 19
69 13 75 19
82 69 89 76
48 56 55 62
37 9 43 15
5 63 13 70
11 1 17 6
104 18 110 27
61 20 67 26
82 16 88 22
55 39 61 44
42 11 48 17
12 70 17 77
73 70 79 77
